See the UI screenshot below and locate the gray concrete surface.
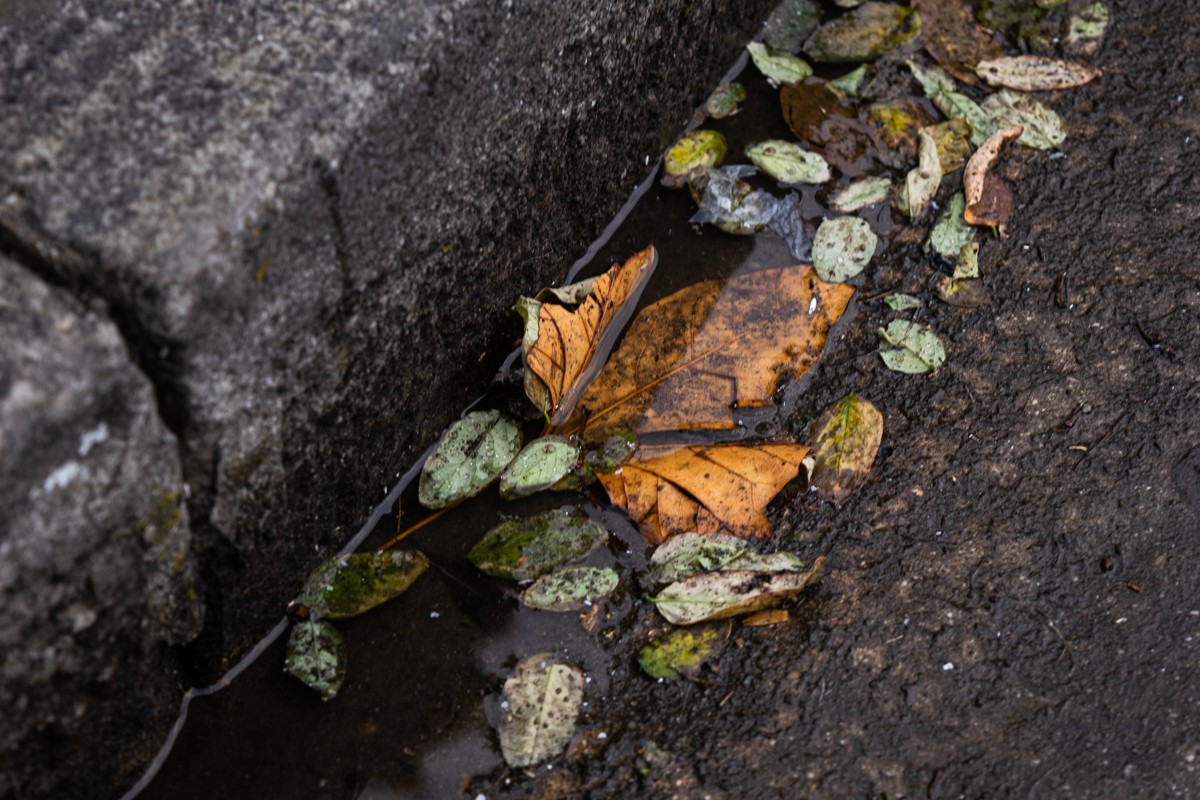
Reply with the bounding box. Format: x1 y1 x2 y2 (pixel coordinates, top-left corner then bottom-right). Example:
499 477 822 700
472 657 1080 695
0 0 774 797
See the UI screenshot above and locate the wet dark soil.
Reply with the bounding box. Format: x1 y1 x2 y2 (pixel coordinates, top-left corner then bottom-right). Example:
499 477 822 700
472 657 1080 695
132 2 1199 798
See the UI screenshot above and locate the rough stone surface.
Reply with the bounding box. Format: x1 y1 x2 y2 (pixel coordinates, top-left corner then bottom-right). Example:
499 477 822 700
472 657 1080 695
0 0 773 797
0 255 201 799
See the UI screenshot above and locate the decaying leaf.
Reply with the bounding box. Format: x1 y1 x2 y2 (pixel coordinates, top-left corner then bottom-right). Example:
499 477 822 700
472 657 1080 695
419 410 523 509
651 557 825 625
1067 1 1109 55
743 609 790 626
981 90 1066 150
866 99 937 163
597 443 810 544
812 216 878 283
878 320 947 373
780 80 886 176
559 265 854 443
498 654 584 767
807 392 883 504
499 436 581 500
964 124 1023 227
296 550 429 619
639 627 723 680
936 242 990 307
923 118 973 173
907 60 997 146
747 42 814 85
649 533 748 583
762 0 823 53
925 192 975 265
521 567 619 612
803 2 921 63
883 293 923 311
705 83 747 119
285 620 347 702
829 64 868 96
913 0 1002 84
828 176 892 213
467 508 607 583
518 247 656 424
690 166 779 235
895 129 942 222
662 130 727 188
976 55 1101 92
745 140 832 185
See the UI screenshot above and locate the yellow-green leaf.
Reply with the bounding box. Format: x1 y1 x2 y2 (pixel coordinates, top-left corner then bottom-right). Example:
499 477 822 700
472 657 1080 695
807 393 883 504
662 130 728 188
296 550 429 619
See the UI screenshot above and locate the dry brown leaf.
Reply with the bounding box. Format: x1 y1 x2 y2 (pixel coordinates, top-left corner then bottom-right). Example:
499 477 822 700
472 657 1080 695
743 609 789 627
976 55 1102 92
913 0 1002 85
964 124 1023 227
558 265 854 443
522 247 656 424
596 443 810 544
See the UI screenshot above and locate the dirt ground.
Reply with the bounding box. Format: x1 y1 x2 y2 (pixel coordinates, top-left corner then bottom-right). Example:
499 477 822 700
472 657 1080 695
470 2 1200 798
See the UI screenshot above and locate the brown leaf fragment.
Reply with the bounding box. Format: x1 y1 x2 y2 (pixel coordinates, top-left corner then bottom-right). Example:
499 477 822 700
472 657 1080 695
807 393 883 504
522 247 657 424
975 55 1101 91
743 609 790 627
964 124 1022 227
558 265 854 444
913 0 1002 85
596 443 810 544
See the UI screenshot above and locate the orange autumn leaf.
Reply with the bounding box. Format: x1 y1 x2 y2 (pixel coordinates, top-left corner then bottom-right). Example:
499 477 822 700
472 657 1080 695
596 442 809 544
557 264 854 444
964 124 1023 228
518 246 657 425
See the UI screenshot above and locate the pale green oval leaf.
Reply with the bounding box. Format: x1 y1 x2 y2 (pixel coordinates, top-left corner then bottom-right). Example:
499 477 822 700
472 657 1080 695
705 83 746 119
1067 1 1109 55
877 320 947 373
807 392 883 504
762 0 822 53
746 140 831 185
829 64 868 96
297 549 429 619
894 129 942 222
499 436 581 500
662 130 727 189
883 293 923 311
285 620 347 702
828 176 892 213
813 216 878 283
418 410 522 509
649 533 748 583
804 2 921 63
651 558 825 625
981 90 1066 151
467 507 607 583
499 654 584 768
639 627 723 680
747 42 813 85
925 192 974 264
521 567 619 612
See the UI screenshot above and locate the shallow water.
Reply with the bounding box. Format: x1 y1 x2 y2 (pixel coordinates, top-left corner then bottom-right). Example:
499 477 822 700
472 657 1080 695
130 43 908 800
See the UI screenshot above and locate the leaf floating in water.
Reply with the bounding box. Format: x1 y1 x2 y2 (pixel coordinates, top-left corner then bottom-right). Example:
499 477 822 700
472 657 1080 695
907 60 997 146
964 124 1023 227
296 550 429 619
982 90 1066 151
912 0 1002 84
780 80 884 176
878 320 947 374
649 533 749 583
662 130 727 188
467 507 607 583
1067 1 1109 56
807 392 883 505
747 42 814 85
499 436 581 500
597 443 809 544
976 55 1101 92
651 557 825 625
639 627 723 680
559 265 854 443
828 176 892 213
923 118 973 173
521 567 619 612
746 140 831 185
812 216 878 283
285 620 347 702
498 654 584 768
883 293 923 311
704 83 746 119
518 247 656 424
418 410 522 509
895 129 942 222
762 0 823 53
925 192 975 266
803 2 921 63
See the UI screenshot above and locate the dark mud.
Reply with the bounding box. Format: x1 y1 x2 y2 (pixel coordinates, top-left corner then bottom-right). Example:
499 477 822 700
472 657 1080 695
134 1 1199 798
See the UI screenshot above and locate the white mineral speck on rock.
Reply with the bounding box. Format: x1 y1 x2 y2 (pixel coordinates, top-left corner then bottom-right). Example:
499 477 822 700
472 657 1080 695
943 662 954 671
